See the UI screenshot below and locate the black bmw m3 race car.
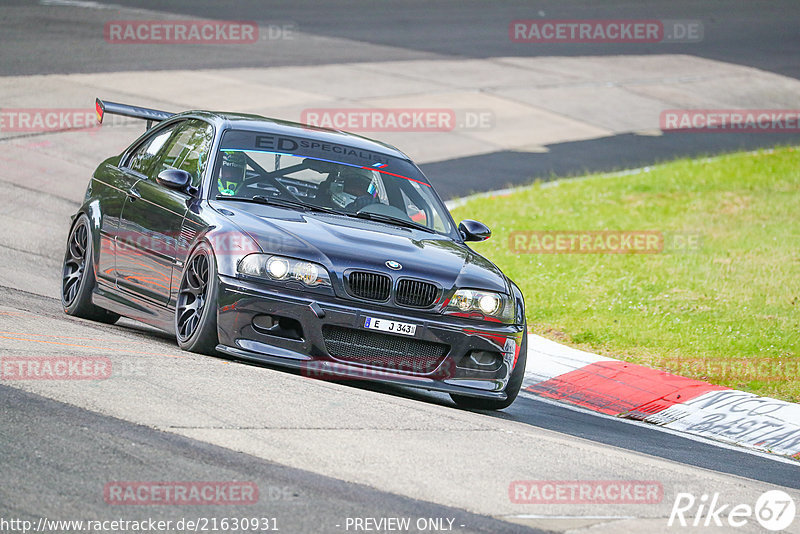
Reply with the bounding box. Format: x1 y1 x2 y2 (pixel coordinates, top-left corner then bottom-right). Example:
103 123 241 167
61 99 527 410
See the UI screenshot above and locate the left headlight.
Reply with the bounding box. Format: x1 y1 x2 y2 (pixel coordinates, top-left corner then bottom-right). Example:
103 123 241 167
443 289 515 323
237 254 331 288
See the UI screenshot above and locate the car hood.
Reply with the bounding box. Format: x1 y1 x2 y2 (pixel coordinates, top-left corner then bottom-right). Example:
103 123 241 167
212 201 509 294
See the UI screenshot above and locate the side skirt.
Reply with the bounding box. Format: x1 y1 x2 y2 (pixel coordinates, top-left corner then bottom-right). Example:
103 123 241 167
93 280 176 334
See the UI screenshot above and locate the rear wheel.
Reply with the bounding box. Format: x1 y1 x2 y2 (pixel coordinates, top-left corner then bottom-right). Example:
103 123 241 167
175 243 219 355
450 330 527 411
61 214 120 324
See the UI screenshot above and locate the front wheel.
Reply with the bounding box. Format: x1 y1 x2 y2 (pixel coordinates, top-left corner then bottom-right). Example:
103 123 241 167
175 243 219 355
450 330 527 411
61 214 120 324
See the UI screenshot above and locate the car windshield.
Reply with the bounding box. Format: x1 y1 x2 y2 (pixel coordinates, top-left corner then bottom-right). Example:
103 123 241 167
212 129 456 236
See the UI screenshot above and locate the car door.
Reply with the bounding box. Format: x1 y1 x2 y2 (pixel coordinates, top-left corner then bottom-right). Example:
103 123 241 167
98 123 178 287
116 119 214 306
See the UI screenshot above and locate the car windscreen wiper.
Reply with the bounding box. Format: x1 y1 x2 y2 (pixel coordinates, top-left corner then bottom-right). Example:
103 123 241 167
351 211 435 233
215 195 341 215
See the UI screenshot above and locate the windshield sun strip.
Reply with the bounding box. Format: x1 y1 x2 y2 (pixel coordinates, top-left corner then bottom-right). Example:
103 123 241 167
219 148 362 169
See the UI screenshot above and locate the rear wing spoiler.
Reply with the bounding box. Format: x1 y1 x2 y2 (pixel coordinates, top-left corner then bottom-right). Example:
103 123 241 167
95 98 174 129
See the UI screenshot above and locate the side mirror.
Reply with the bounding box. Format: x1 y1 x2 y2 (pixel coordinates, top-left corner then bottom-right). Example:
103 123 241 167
458 219 491 242
156 169 192 191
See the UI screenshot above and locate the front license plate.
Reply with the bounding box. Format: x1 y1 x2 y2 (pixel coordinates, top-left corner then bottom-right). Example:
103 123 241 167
364 317 417 336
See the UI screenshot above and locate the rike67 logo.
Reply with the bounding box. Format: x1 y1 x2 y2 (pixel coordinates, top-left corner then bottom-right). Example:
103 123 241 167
669 490 796 531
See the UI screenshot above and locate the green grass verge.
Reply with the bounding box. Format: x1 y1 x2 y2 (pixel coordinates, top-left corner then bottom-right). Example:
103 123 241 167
450 146 800 402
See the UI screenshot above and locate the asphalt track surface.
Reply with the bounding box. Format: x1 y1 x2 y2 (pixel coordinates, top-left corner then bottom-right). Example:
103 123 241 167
4 0 799 78
1 1 800 533
0 384 529 534
2 286 800 533
3 0 800 197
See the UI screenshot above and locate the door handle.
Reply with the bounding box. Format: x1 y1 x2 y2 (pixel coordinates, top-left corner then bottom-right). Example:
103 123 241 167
126 187 141 202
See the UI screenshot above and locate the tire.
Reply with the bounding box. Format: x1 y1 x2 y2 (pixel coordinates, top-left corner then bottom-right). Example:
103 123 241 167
175 242 219 355
450 329 528 411
61 214 120 324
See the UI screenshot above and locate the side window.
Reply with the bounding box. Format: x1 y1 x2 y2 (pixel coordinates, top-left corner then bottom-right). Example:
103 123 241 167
125 125 177 176
154 120 214 187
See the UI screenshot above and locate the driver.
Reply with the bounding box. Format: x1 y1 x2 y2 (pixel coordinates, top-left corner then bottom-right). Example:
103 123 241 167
217 150 247 196
341 171 380 212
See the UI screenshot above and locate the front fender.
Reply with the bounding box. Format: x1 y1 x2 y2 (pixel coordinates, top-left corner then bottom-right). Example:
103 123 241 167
189 225 262 278
508 278 526 327
70 199 103 274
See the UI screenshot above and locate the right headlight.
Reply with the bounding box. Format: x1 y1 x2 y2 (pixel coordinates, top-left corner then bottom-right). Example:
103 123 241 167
237 254 331 288
443 289 515 323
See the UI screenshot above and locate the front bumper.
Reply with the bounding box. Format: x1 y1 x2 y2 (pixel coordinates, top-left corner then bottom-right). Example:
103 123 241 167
215 275 525 400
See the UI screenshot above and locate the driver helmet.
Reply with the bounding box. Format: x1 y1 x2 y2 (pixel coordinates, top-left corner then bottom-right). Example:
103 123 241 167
341 171 377 198
217 151 247 196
